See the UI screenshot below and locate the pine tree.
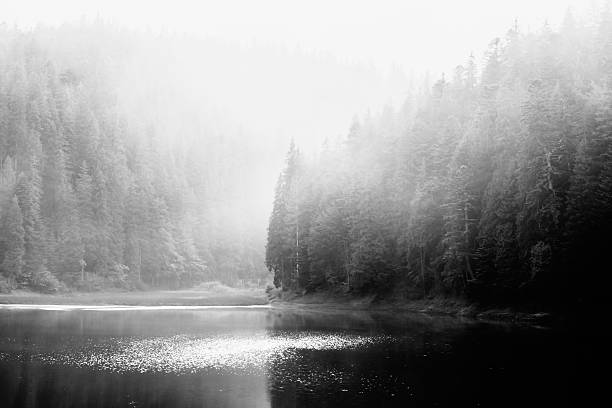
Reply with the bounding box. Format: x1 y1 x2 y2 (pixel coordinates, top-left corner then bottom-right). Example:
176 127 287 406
265 142 302 289
261 13 612 309
75 161 95 276
0 195 25 287
15 145 46 286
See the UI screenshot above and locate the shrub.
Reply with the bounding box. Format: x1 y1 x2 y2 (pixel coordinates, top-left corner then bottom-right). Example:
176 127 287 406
106 264 130 288
73 274 106 292
0 279 11 294
31 269 64 293
530 241 552 281
195 281 230 292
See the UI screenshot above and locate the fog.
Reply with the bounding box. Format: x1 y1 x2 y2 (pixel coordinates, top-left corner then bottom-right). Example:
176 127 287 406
1 4 609 408
2 0 596 153
0 0 604 286
3 1 595 71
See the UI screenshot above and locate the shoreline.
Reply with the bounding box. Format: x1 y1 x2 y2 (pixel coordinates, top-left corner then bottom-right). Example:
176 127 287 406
0 287 268 307
0 288 557 325
268 290 557 325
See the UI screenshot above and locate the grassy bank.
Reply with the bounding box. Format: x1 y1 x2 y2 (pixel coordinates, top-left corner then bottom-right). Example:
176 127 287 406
268 289 554 324
0 283 268 306
0 284 553 324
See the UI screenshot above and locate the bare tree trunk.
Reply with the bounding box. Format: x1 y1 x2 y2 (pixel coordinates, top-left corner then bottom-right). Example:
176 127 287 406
296 215 299 288
80 259 86 282
465 254 474 281
345 240 350 290
544 151 556 196
464 202 475 281
281 259 285 290
420 245 426 297
295 181 300 289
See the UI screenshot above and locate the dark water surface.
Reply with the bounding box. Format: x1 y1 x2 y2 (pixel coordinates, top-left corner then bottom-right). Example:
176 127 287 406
0 305 580 407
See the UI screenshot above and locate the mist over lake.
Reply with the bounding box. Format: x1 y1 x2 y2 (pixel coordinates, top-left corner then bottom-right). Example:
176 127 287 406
0 0 608 407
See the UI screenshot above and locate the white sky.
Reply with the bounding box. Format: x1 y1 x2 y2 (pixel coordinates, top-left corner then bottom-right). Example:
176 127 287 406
1 0 599 76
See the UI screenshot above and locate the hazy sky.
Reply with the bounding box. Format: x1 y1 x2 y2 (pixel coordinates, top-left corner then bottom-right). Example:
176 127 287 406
2 0 599 76
0 0 606 241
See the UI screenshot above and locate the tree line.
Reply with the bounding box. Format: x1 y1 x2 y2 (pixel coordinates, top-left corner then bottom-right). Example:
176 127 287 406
0 24 268 292
266 10 612 310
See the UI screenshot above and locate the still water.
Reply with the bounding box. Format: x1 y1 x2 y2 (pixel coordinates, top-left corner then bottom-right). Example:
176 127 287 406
0 305 578 407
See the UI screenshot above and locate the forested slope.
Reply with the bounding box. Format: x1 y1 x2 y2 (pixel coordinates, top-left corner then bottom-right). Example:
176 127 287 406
0 23 275 291
266 12 612 310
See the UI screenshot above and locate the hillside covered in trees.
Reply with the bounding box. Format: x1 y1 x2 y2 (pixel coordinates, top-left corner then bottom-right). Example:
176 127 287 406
266 11 612 311
0 19 405 293
0 24 278 291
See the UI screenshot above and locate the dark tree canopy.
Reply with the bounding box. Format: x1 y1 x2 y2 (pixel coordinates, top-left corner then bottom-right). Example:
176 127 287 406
266 14 612 311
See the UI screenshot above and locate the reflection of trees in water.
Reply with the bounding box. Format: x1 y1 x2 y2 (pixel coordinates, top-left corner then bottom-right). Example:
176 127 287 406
0 309 565 408
263 310 497 407
264 311 568 408
1 309 272 340
1 360 271 407
265 308 478 334
0 309 275 407
12 353 34 408
264 335 422 407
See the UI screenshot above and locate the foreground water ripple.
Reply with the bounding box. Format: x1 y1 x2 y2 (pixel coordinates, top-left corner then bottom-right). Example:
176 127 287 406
0 308 573 407
2 332 394 375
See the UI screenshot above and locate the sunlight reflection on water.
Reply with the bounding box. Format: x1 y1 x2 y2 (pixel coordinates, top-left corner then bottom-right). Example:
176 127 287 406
26 332 394 375
0 308 568 407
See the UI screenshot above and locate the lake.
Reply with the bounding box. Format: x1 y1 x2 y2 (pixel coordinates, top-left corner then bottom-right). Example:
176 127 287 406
0 305 579 407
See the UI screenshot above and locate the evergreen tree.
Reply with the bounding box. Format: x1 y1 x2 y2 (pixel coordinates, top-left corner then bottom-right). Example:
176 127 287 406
0 195 25 287
265 12 612 310
15 147 46 286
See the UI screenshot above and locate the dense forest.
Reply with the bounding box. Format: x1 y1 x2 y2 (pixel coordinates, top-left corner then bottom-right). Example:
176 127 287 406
0 19 402 293
0 23 280 291
266 10 612 311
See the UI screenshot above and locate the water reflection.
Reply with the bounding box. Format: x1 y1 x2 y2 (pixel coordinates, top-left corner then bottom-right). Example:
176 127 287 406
1 332 393 374
0 306 572 407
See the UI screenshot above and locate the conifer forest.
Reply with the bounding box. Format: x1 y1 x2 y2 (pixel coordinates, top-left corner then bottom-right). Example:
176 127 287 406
0 24 275 291
0 3 609 408
0 6 610 314
266 12 612 311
